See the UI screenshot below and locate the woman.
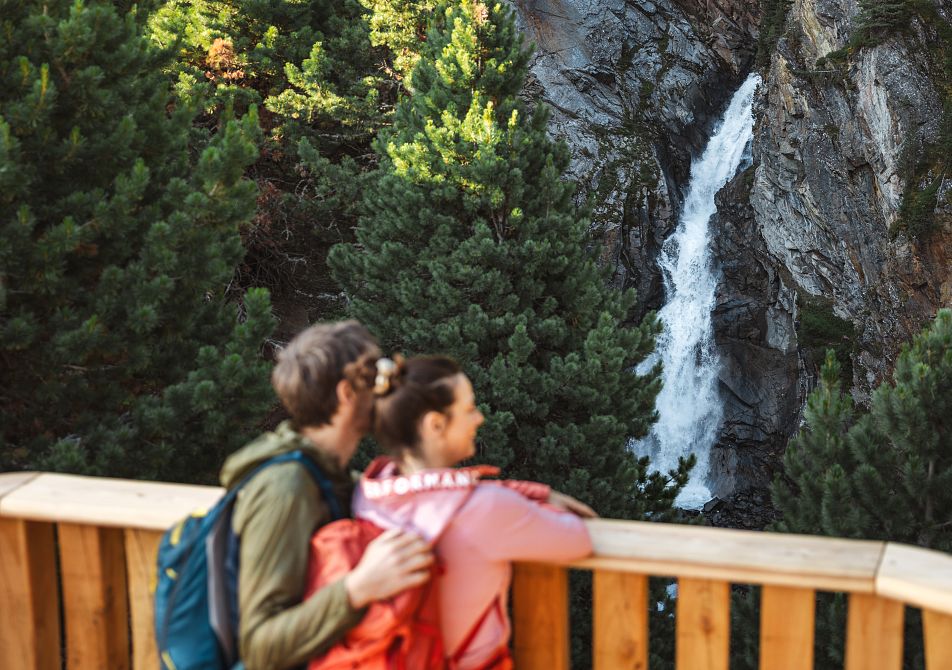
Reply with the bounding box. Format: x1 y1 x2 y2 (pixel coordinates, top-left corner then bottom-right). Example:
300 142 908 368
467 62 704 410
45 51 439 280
352 354 594 669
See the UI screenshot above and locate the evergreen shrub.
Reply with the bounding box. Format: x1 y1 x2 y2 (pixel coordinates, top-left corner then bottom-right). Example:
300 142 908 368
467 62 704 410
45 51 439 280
0 0 274 482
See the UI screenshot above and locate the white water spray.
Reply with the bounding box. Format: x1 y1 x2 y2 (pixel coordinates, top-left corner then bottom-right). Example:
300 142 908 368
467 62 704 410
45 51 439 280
635 73 761 509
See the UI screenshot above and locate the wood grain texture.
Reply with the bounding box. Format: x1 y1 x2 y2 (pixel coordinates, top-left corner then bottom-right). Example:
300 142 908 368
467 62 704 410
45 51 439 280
922 609 952 670
570 519 884 592
0 518 60 670
1 473 223 530
676 578 730 670
759 585 815 670
0 471 39 502
59 523 131 670
594 571 648 670
512 563 570 670
844 593 904 670
125 529 164 670
876 543 952 615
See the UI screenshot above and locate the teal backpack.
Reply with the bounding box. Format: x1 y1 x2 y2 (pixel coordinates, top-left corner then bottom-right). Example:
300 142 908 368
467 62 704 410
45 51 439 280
154 451 343 670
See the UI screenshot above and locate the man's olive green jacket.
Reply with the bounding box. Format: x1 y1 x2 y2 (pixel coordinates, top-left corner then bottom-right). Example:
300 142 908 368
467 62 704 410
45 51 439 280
220 422 364 670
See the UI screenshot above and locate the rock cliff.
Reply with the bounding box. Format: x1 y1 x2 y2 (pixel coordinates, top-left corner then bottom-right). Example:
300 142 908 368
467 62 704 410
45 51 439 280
751 0 951 402
709 167 803 497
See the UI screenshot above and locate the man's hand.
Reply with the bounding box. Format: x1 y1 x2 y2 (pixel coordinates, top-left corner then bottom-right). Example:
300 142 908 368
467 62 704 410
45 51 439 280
547 491 598 518
344 529 434 609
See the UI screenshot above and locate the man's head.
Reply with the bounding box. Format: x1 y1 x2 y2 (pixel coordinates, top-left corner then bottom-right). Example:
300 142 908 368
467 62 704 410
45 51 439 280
272 321 381 433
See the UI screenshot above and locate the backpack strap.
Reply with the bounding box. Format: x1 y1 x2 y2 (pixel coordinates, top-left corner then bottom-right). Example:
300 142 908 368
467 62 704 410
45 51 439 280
448 596 506 668
231 450 345 520
284 451 345 521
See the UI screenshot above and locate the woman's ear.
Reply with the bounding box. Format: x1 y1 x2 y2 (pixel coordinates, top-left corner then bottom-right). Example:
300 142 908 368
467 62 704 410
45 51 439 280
420 409 447 438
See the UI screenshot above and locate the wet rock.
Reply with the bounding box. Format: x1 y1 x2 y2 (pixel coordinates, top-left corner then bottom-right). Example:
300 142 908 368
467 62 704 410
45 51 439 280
709 167 804 498
702 496 725 513
701 487 783 530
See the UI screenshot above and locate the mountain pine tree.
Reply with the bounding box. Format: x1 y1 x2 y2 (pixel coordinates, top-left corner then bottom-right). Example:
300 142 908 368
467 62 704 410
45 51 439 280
360 0 439 81
764 309 952 668
0 0 274 482
777 309 952 547
330 0 690 521
149 0 389 327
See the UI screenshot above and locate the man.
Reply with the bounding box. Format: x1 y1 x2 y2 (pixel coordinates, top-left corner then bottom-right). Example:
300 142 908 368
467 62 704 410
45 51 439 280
220 321 432 670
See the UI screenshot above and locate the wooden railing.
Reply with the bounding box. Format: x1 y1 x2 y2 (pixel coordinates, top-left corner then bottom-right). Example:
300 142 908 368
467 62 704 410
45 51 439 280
2 472 952 669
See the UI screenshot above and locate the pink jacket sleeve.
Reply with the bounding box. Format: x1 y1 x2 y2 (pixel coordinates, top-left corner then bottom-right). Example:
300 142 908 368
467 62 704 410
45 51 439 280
467 486 592 563
484 479 551 502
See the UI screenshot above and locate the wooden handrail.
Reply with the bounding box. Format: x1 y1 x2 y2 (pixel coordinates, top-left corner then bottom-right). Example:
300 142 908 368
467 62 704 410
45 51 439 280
3 471 952 669
568 518 886 593
0 472 223 530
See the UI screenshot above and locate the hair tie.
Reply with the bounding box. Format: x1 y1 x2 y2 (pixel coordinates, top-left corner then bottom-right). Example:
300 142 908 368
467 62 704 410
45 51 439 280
374 357 398 395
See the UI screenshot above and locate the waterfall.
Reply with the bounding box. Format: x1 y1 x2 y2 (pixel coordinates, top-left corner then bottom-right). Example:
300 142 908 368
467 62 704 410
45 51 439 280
635 73 762 509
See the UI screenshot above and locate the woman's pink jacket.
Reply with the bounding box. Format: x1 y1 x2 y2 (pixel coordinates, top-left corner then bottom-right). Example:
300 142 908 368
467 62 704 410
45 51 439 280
352 457 593 669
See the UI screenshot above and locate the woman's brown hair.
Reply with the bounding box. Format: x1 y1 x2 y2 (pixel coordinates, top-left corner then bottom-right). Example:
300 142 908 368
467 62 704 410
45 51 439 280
373 355 462 454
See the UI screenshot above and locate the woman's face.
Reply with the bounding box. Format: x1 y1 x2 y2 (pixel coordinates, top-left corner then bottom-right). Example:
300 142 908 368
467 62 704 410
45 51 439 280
434 374 484 465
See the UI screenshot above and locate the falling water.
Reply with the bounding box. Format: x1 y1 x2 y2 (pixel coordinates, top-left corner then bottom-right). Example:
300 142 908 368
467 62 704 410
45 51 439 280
635 73 762 509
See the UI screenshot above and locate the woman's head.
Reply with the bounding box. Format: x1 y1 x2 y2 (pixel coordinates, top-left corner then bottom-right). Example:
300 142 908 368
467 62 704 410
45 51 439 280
373 355 485 467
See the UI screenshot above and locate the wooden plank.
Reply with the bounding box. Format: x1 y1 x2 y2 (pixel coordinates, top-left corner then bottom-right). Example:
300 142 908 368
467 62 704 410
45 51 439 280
676 578 730 670
59 523 131 670
568 519 884 593
594 570 648 670
0 471 39 501
512 562 570 670
125 529 164 670
922 609 952 670
0 518 60 670
1 473 223 530
844 593 903 670
759 585 814 670
876 543 952 615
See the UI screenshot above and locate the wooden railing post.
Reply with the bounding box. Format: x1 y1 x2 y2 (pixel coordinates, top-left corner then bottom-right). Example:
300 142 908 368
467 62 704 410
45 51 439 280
593 570 648 670
59 523 131 670
759 585 815 670
922 610 952 669
125 529 164 670
844 593 904 670
0 518 60 670
676 578 730 670
512 563 570 670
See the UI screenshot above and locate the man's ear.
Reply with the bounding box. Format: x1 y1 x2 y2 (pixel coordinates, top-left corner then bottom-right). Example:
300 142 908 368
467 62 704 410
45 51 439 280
336 379 356 408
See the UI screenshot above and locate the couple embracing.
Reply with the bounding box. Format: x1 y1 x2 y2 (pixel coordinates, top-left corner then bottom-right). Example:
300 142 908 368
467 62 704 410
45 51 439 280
222 321 594 670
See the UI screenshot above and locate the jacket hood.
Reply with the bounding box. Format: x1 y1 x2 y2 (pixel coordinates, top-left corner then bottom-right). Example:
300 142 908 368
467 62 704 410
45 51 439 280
353 457 500 544
219 420 345 489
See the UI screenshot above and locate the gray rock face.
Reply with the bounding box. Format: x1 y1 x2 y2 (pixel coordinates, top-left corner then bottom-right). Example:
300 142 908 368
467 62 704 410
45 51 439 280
751 0 952 400
671 0 763 72
709 168 803 497
510 0 758 316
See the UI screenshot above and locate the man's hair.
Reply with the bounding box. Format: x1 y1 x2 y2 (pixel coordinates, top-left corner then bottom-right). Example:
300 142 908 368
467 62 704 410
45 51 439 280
272 321 381 428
